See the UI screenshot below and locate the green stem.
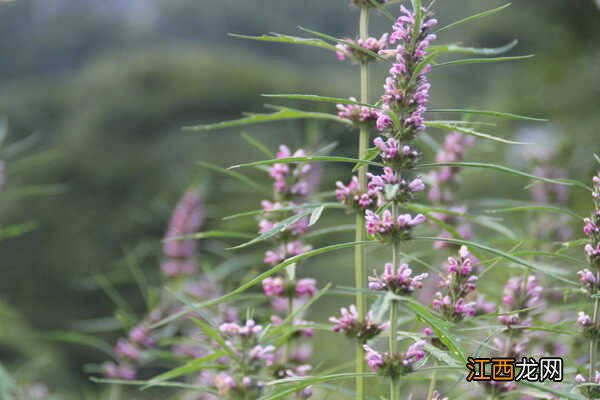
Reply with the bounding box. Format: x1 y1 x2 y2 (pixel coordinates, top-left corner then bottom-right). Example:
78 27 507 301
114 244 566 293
390 299 399 400
355 6 370 400
590 270 600 383
426 364 437 400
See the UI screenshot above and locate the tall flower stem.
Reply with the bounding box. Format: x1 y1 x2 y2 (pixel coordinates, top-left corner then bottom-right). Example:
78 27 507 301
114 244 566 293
389 299 399 400
355 5 370 400
389 238 400 400
590 270 600 382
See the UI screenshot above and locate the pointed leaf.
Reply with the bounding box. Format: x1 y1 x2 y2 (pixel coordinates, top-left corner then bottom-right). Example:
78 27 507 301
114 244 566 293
184 106 350 131
436 3 512 33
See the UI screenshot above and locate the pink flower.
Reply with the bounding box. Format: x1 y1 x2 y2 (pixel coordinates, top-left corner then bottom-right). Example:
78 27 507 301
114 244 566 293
335 34 388 64
262 276 285 297
368 262 428 294
114 338 140 361
363 345 385 372
129 325 155 348
577 311 593 328
336 97 378 124
296 278 317 298
403 340 426 366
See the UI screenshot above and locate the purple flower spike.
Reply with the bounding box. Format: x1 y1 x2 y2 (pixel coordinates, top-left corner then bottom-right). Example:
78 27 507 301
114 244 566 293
363 345 385 372
336 34 388 64
368 262 428 294
376 5 437 140
330 305 387 342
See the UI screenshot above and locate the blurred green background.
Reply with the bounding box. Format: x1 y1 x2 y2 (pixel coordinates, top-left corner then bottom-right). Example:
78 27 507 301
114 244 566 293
0 0 599 397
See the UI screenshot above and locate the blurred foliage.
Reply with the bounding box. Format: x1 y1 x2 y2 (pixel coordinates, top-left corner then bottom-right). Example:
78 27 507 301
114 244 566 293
0 0 598 397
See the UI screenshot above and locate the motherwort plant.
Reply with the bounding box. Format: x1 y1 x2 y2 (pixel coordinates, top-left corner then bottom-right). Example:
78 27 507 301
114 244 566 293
576 171 600 399
127 1 588 399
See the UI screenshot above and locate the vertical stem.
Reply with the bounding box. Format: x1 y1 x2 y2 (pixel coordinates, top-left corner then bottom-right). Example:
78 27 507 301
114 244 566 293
355 6 370 400
426 366 437 400
590 271 600 382
389 299 399 400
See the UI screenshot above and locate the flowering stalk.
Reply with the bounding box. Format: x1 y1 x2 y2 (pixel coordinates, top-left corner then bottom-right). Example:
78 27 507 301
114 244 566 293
347 4 436 398
355 7 371 399
576 171 600 399
103 189 204 381
259 144 317 399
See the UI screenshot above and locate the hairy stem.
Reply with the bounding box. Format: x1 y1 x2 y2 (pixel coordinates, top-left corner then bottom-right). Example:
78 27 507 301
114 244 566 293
355 6 370 400
590 270 600 383
390 298 399 400
426 365 437 400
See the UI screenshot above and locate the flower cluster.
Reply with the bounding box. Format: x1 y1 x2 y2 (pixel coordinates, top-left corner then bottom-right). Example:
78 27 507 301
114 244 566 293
363 340 426 377
215 320 274 397
262 276 317 299
432 246 480 322
330 305 388 342
575 371 600 399
336 98 379 125
268 145 316 199
364 209 426 239
161 190 204 277
584 173 600 267
368 262 428 294
373 137 420 170
335 176 379 210
376 5 437 139
367 167 425 203
336 34 388 64
255 144 318 398
104 190 206 381
498 275 543 328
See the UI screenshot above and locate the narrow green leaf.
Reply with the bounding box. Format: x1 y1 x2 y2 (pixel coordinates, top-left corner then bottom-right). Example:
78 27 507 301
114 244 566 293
184 105 350 131
415 236 578 285
151 241 375 329
197 161 268 191
425 121 530 145
416 161 591 191
175 230 255 240
241 133 274 157
485 204 582 219
190 318 237 359
46 331 114 357
229 210 312 250
0 221 37 242
298 27 389 63
368 0 396 22
91 377 218 392
436 3 512 33
229 33 338 53
309 205 325 227
401 298 466 363
428 108 547 122
262 94 379 109
143 352 225 388
223 203 344 221
411 0 422 42
229 156 382 170
435 54 533 67
261 373 376 400
429 40 518 56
